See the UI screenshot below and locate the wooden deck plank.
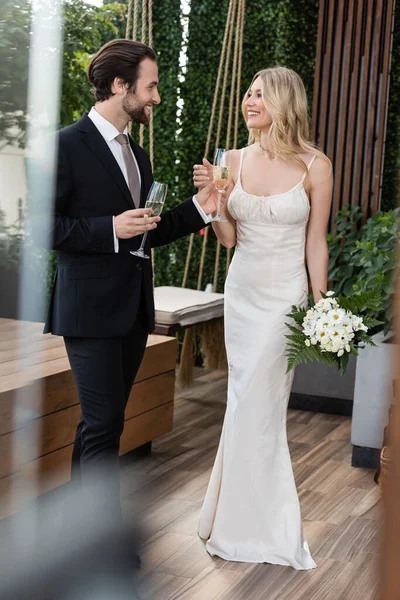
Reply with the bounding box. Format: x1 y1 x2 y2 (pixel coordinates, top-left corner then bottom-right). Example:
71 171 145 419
0 319 177 518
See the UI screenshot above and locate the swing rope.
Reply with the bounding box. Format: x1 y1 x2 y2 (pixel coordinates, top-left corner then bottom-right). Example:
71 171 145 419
183 0 247 294
179 0 246 386
125 0 247 386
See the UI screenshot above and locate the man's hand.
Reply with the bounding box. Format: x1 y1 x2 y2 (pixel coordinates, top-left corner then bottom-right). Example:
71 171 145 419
193 158 213 189
194 157 233 215
114 208 161 239
196 181 231 216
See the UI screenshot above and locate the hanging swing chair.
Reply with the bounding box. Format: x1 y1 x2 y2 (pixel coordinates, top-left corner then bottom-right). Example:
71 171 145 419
126 0 246 386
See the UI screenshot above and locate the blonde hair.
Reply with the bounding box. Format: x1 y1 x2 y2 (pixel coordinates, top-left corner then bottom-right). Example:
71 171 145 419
243 66 328 176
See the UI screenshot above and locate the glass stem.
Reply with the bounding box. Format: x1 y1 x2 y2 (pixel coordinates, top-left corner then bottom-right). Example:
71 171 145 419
216 190 222 218
139 230 148 252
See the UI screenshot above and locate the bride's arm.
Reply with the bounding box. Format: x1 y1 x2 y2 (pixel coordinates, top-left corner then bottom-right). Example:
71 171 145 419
193 151 237 249
305 157 333 302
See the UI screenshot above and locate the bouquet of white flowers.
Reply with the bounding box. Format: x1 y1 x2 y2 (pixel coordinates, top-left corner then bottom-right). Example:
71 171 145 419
285 289 383 374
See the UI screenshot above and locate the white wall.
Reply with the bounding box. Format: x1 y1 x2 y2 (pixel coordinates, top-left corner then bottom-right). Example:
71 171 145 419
0 145 26 227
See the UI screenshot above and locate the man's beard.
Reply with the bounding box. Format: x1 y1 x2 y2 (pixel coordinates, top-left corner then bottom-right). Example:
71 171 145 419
122 96 150 125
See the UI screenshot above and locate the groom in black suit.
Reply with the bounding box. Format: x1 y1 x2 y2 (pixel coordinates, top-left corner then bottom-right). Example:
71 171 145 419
44 39 217 537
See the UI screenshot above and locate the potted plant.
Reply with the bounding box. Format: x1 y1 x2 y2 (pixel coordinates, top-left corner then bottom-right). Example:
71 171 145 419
347 209 399 467
290 207 400 450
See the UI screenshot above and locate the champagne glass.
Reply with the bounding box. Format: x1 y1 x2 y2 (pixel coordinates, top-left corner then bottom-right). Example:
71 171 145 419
130 181 168 259
212 148 230 223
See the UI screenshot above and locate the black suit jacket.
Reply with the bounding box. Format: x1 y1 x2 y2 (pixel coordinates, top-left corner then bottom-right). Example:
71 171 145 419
43 113 205 337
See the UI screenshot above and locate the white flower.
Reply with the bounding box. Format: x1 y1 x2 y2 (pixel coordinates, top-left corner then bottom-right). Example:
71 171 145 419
326 291 335 297
316 296 338 313
305 339 311 347
352 316 368 332
329 308 347 325
320 333 330 345
338 349 344 357
303 322 315 337
315 314 330 326
345 344 351 352
316 321 334 338
311 338 317 345
317 299 333 312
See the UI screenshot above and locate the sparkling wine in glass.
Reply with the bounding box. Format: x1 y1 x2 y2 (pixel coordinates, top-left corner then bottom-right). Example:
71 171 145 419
130 181 168 259
212 148 230 223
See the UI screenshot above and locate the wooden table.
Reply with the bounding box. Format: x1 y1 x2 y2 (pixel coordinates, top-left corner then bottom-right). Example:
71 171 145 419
0 318 176 518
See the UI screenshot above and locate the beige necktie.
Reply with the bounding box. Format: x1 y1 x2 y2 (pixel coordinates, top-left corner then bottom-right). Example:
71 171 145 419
115 133 140 208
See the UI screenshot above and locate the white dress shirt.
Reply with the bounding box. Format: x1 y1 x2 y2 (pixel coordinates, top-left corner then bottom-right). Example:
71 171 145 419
88 107 211 253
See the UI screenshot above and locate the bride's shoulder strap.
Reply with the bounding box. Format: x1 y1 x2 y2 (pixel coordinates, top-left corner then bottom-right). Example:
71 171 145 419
301 155 317 182
239 147 245 173
307 155 317 170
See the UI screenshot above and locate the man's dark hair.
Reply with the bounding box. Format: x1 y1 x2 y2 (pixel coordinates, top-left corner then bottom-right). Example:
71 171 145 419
87 39 157 102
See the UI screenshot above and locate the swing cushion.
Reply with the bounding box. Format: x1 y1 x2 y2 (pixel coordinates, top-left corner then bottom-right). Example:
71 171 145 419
154 286 224 327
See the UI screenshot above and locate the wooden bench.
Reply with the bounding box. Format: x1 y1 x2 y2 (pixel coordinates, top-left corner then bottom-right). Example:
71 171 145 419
0 318 176 518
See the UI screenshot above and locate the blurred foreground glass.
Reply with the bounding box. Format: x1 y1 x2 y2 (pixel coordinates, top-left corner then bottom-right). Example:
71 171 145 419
0 3 146 598
0 0 63 549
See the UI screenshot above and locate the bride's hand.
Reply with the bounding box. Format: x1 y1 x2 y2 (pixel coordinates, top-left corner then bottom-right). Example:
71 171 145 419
193 158 213 189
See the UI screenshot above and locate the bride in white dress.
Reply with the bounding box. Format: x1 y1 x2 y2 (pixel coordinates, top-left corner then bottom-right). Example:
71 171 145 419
193 67 333 570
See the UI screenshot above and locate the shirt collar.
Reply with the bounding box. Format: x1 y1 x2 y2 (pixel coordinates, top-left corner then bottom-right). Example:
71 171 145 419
88 107 129 142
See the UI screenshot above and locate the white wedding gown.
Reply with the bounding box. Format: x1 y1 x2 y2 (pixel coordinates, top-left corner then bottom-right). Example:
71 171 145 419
198 149 317 570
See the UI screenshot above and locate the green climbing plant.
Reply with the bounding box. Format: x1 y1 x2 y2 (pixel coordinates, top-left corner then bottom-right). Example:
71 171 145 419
153 0 320 293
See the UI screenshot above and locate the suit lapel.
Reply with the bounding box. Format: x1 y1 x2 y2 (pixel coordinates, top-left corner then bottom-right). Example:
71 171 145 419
78 114 134 209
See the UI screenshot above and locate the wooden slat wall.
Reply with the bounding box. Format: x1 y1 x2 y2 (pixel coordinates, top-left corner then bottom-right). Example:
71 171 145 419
311 0 396 226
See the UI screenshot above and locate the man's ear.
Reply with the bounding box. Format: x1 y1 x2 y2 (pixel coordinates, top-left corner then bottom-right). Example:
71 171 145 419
111 77 126 96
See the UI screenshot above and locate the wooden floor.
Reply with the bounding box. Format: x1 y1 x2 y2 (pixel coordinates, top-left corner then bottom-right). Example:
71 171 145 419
119 368 382 600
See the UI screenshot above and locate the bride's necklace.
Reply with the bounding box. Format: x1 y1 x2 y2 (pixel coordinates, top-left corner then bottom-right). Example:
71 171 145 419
258 141 276 158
